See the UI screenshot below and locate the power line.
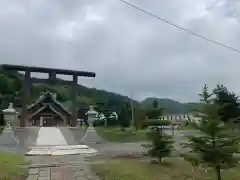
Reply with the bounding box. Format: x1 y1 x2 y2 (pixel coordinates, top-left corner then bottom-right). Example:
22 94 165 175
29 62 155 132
118 0 240 54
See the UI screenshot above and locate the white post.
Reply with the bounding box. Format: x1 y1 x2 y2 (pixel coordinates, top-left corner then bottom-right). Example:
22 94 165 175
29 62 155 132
40 116 43 127
130 93 135 126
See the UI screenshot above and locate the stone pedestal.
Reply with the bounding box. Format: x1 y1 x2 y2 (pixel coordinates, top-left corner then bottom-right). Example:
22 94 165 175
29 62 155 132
81 125 105 144
3 103 18 129
0 103 20 153
81 106 104 144
86 106 97 126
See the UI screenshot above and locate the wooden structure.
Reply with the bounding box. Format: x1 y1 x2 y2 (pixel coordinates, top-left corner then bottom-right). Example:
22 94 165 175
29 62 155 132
0 64 95 127
27 92 71 126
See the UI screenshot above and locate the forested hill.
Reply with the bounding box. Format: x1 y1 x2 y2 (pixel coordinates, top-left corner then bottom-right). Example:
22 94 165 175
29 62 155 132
0 70 201 114
141 97 201 114
0 70 138 112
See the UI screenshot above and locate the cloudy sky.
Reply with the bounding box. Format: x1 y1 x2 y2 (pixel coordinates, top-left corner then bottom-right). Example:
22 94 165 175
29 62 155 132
1 0 240 102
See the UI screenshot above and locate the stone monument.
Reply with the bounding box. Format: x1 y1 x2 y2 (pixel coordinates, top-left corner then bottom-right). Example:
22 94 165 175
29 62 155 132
87 106 98 127
0 103 19 152
2 103 18 130
81 105 105 144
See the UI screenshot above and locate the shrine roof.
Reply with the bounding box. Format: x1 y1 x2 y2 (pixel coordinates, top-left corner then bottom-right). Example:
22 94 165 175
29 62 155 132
28 92 71 116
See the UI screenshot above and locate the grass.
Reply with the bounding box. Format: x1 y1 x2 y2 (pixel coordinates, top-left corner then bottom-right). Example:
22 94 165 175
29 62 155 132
0 152 31 180
95 127 148 142
90 157 240 180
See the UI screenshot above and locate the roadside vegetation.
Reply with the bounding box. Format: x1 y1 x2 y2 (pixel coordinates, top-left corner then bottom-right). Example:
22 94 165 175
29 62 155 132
91 84 240 180
91 157 240 180
93 100 171 142
0 152 31 180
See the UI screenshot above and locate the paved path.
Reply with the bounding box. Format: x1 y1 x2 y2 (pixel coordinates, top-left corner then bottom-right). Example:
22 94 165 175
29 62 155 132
27 127 97 155
25 127 99 179
26 155 99 180
36 127 68 146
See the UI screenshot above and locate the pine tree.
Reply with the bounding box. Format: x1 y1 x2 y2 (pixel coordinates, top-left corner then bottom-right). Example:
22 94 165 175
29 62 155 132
213 84 240 123
146 100 163 120
0 110 5 127
143 126 173 163
118 103 131 131
185 84 239 180
134 108 146 130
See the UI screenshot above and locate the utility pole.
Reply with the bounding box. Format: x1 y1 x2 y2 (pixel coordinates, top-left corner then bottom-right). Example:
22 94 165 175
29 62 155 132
130 92 135 127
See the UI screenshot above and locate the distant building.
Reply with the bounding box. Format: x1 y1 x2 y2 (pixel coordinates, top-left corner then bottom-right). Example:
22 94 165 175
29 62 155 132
159 114 189 121
158 113 202 124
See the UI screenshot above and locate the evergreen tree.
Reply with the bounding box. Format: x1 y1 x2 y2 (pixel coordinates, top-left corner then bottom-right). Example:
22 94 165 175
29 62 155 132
0 110 5 127
146 99 163 120
213 84 240 123
152 99 158 108
118 103 131 131
134 108 146 130
143 126 173 163
185 84 239 180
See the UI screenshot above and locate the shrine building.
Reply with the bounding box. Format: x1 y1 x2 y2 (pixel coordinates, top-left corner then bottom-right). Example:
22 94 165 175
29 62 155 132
25 92 71 126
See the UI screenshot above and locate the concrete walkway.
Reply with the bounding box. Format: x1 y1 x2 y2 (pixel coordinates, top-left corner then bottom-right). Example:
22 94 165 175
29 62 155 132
36 127 68 146
26 155 99 180
25 127 99 179
26 127 97 156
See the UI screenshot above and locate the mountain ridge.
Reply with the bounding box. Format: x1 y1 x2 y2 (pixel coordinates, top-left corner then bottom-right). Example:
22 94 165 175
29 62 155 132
141 97 201 114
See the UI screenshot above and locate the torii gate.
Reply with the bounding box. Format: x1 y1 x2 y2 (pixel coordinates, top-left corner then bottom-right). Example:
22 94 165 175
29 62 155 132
0 64 96 127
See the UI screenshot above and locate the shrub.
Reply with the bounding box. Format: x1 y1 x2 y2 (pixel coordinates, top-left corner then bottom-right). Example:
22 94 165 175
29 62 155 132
142 127 173 163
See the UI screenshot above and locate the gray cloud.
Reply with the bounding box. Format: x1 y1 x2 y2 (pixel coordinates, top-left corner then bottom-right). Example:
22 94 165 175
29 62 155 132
0 0 240 102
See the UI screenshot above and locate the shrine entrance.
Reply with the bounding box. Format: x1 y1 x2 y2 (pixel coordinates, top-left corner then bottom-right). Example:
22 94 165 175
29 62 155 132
0 64 96 127
42 117 53 127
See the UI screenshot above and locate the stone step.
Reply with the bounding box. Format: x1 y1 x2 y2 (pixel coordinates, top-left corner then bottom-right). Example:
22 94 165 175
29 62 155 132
26 145 97 156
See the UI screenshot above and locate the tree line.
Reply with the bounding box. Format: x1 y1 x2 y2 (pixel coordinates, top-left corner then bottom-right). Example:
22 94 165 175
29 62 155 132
93 98 166 131
0 70 138 112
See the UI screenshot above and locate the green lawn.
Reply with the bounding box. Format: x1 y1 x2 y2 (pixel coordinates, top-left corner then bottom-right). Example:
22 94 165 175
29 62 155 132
0 152 31 180
90 157 240 180
95 127 148 142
